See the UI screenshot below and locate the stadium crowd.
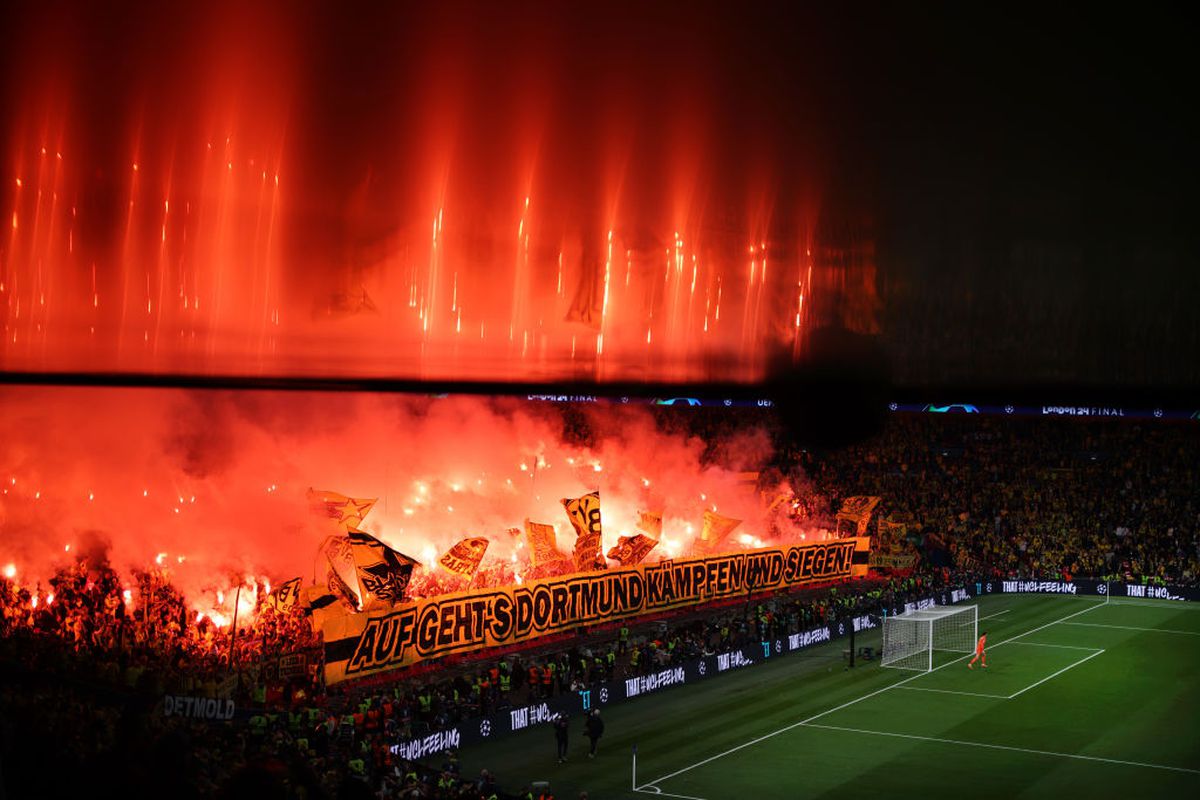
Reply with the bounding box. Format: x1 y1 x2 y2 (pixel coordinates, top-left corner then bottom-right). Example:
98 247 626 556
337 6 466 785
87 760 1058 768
806 415 1200 585
3 412 1198 798
0 557 942 799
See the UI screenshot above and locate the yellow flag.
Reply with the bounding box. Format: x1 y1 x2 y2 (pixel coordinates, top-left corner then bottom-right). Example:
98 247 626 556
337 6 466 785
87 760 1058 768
606 534 659 566
636 510 663 538
573 532 605 572
563 491 604 571
524 520 561 567
307 579 357 633
561 491 602 539
700 510 742 550
439 537 490 577
323 536 363 608
347 530 418 606
307 488 378 531
838 496 882 521
837 496 882 535
265 577 302 610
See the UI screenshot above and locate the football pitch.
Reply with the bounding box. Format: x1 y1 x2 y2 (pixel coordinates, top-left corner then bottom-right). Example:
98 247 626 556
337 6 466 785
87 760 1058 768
456 593 1200 798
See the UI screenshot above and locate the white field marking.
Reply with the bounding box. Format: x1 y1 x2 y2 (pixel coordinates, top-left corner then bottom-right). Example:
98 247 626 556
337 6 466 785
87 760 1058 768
642 599 1107 789
979 609 1011 620
1106 598 1200 610
895 685 1010 699
1007 649 1105 699
632 786 708 800
1006 640 1105 651
800 721 1200 775
1063 621 1200 637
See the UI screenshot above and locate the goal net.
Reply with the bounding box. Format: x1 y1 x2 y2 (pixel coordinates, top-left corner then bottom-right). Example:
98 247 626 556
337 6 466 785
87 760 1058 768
881 605 978 671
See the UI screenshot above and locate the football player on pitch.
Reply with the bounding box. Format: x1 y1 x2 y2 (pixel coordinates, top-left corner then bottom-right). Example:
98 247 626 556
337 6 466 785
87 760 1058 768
968 631 987 668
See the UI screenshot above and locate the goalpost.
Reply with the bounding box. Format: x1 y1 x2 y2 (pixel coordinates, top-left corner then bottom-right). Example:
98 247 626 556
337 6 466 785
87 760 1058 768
881 605 978 671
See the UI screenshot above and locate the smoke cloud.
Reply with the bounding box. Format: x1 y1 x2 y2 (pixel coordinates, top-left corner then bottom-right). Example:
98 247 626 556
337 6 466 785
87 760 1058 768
0 386 827 613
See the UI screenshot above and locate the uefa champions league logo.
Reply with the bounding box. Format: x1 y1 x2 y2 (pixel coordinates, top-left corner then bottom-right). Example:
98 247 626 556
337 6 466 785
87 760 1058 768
838 623 845 635
479 720 491 737
698 661 707 676
775 640 782 654
599 688 609 703
1097 583 1107 594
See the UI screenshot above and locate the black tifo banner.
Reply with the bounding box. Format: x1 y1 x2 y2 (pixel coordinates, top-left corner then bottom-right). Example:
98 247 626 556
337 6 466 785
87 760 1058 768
977 578 1200 602
387 586 972 760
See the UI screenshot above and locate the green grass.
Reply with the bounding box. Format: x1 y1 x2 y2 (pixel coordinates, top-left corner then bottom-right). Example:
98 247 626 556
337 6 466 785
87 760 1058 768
455 594 1200 798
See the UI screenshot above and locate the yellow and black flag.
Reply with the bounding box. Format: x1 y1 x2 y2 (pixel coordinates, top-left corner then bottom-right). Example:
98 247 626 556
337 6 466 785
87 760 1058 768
606 534 658 566
265 577 302 611
524 520 561 567
323 535 363 608
837 496 882 536
347 529 418 606
562 491 605 571
562 491 602 538
439 537 490 578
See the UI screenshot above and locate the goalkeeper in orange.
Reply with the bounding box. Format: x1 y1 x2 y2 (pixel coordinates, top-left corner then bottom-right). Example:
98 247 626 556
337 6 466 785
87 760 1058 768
967 631 988 668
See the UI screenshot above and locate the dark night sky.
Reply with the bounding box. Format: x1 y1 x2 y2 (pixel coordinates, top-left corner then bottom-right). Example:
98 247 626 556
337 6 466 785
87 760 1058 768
1 1 1195 390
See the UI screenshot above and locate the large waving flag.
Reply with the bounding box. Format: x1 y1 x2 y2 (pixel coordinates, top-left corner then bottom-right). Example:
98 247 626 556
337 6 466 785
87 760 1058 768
562 491 605 571
264 577 302 611
606 534 658 566
636 509 663 538
308 488 378 531
562 491 602 538
323 535 363 608
837 495 882 535
347 529 418 606
439 537 490 577
303 583 354 633
700 510 742 551
524 520 561 567
573 532 605 572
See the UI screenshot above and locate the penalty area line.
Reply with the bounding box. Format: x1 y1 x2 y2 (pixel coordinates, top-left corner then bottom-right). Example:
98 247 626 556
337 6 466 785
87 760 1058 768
800 721 1200 775
896 685 1009 699
1007 648 1105 699
1005 640 1104 651
1106 598 1200 611
979 609 1010 620
1063 621 1200 636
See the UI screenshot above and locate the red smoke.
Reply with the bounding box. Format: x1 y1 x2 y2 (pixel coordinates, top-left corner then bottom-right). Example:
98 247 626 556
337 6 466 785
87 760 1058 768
0 386 831 616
